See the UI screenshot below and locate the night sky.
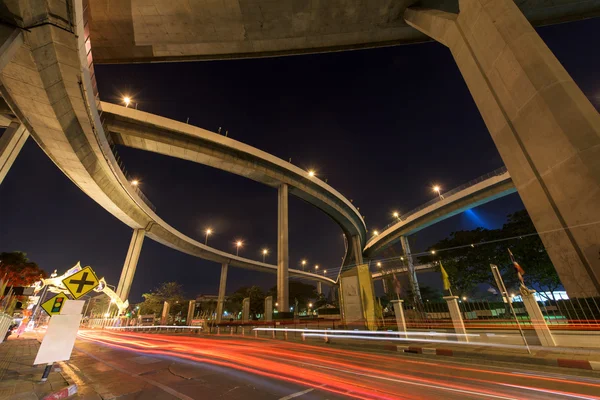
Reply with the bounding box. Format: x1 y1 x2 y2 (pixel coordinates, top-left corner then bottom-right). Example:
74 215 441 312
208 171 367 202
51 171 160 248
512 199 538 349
1 18 598 301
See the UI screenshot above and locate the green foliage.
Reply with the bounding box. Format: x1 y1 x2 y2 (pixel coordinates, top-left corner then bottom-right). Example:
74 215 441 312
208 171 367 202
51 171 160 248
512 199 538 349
226 286 265 319
138 282 186 316
419 210 560 299
0 251 47 287
268 281 320 312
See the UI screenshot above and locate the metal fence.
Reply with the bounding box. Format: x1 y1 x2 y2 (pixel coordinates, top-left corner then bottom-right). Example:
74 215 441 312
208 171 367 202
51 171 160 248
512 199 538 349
370 166 509 241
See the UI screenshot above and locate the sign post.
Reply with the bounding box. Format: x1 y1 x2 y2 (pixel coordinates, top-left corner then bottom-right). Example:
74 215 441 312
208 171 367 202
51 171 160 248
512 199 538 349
490 264 530 354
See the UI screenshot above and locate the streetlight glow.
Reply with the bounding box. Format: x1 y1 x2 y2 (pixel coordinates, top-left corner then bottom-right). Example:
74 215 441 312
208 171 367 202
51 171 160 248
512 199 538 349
262 248 268 262
308 170 316 177
205 228 212 245
377 262 382 267
431 250 436 255
236 240 243 256
123 96 131 107
433 185 444 200
131 179 139 186
373 230 379 236
393 211 399 218
315 265 319 271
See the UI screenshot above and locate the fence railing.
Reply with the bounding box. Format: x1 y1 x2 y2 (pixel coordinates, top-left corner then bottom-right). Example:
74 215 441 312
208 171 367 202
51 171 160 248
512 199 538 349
369 166 509 242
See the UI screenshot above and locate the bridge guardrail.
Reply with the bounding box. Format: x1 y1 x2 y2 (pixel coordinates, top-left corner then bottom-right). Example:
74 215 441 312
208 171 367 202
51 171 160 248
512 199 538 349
368 166 509 244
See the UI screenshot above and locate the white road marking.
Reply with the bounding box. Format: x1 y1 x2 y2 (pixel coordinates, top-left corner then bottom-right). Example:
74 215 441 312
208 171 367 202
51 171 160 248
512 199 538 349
278 387 315 400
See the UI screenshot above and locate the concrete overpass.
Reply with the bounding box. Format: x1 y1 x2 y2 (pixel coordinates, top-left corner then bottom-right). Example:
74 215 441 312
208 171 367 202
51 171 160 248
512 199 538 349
86 0 600 63
363 168 516 257
371 264 436 281
0 2 357 318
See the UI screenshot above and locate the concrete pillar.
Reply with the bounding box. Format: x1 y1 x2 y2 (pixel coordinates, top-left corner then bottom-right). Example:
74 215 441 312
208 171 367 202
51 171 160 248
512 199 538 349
187 300 196 326
351 235 363 265
444 296 468 342
520 288 556 347
242 297 250 323
264 296 273 322
160 301 170 325
317 282 322 295
390 300 407 338
116 229 145 301
216 263 228 323
277 184 289 311
0 122 28 185
400 236 422 304
0 26 23 73
405 1 600 297
382 277 388 295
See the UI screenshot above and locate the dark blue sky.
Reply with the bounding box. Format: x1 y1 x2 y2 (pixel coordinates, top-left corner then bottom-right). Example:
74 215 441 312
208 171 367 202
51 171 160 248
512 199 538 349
1 18 598 301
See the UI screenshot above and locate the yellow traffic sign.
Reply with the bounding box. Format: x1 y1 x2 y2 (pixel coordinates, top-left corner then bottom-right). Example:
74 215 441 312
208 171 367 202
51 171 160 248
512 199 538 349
62 266 99 299
41 293 68 316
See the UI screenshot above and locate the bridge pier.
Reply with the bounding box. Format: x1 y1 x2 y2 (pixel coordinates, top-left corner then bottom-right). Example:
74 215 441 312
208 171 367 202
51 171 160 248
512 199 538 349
400 236 422 305
216 263 228 323
116 229 145 302
277 183 289 312
0 122 28 185
405 0 600 297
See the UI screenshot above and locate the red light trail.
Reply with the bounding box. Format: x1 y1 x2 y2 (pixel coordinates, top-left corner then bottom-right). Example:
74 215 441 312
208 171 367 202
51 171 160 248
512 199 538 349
78 330 600 400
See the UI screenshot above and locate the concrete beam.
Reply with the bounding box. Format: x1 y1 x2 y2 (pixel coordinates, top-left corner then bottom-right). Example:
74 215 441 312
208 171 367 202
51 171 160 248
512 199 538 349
400 236 422 305
0 122 28 185
216 263 228 323
405 0 600 297
0 25 23 73
116 229 145 302
277 184 289 312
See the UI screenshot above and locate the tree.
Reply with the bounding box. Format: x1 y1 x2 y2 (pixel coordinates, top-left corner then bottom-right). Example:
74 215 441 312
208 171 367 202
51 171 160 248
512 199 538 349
138 282 186 316
268 281 319 313
0 252 47 287
227 286 265 319
419 210 560 300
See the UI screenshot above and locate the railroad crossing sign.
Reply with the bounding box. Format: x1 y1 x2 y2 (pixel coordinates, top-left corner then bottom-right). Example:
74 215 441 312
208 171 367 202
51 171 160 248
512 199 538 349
62 266 99 299
41 293 68 316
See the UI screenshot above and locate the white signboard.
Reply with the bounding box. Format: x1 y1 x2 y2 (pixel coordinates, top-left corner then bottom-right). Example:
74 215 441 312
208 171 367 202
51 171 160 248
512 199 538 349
34 314 81 365
60 299 85 315
341 275 363 323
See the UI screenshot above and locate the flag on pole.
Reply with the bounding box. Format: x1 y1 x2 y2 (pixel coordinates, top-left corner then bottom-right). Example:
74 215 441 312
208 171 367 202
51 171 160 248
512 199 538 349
440 261 451 291
507 248 525 285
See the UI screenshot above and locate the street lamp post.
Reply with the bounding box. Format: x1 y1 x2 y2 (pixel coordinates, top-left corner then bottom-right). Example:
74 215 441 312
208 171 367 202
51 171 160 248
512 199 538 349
205 228 212 245
433 185 444 200
262 249 268 263
236 241 243 256
315 265 319 273
301 260 307 271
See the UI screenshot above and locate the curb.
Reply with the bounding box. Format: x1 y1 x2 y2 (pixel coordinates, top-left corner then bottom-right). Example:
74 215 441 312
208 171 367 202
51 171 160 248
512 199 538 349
41 384 78 400
392 344 600 371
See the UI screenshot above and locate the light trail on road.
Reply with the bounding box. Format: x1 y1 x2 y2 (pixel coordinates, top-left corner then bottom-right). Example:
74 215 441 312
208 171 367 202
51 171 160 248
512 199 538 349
78 330 600 399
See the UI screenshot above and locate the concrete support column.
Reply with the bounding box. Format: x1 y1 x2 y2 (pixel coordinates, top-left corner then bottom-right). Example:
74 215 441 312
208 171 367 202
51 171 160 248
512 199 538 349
277 184 289 312
0 122 28 185
216 263 228 323
160 301 170 325
405 0 600 297
187 300 196 325
444 296 468 342
317 282 322 295
390 300 407 338
264 296 273 322
351 235 363 265
400 236 422 304
116 229 145 302
520 288 556 347
242 297 250 323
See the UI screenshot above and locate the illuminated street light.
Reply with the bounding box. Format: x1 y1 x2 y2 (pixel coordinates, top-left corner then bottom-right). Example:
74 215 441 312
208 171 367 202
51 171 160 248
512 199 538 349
323 269 327 275
315 265 319 271
275 302 279 307
308 170 316 177
377 262 382 267
462 296 467 301
431 250 436 255
393 211 400 219
123 96 131 108
131 179 139 186
301 259 307 271
400 257 404 261
373 230 379 236
205 228 212 245
236 240 243 256
433 185 444 200
262 249 268 263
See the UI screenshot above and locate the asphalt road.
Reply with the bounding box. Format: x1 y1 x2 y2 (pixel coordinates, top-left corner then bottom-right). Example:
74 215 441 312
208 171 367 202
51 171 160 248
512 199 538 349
72 330 600 400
